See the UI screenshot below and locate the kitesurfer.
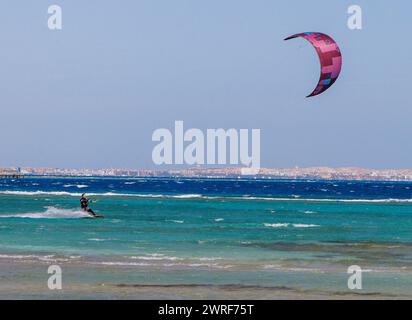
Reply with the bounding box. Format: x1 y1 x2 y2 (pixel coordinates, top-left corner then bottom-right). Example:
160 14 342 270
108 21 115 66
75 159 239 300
80 193 97 217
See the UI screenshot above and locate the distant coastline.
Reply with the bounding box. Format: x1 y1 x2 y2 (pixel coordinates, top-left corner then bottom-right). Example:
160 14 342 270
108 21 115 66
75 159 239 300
3 166 412 182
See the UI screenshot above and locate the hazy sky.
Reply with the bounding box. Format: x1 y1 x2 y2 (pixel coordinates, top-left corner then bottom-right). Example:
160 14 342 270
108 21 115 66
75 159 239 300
0 0 410 169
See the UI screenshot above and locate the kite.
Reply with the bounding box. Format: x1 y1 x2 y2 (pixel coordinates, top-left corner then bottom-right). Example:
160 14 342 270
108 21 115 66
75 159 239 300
284 32 342 97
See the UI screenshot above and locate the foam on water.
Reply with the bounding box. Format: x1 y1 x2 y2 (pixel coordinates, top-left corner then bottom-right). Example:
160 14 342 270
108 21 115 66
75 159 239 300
63 184 89 188
130 255 184 261
166 220 184 224
264 223 320 228
172 194 202 199
4 189 412 203
0 190 81 196
292 223 320 228
0 206 90 219
264 223 289 228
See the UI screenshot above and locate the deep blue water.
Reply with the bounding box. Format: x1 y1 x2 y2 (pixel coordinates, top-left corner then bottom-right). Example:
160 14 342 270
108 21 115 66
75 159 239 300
2 176 412 200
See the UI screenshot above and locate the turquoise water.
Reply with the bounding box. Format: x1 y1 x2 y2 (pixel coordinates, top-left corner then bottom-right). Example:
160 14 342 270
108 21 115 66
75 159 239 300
1 177 412 298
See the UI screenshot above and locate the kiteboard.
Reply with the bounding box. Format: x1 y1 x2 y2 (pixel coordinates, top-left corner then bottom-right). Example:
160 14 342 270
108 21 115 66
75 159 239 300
83 215 104 219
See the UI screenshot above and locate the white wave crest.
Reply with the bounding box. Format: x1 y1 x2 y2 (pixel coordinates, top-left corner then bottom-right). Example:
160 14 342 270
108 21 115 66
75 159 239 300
172 194 202 199
264 222 320 228
166 220 184 224
0 206 91 219
2 190 412 204
129 255 183 261
264 223 289 228
63 184 89 188
0 190 81 196
292 223 320 228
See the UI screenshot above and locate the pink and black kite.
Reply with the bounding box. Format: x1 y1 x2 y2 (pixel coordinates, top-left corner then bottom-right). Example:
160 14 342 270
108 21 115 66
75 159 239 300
284 32 342 98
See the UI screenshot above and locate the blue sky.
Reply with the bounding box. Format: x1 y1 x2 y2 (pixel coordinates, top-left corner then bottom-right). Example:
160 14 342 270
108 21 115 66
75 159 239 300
0 0 411 169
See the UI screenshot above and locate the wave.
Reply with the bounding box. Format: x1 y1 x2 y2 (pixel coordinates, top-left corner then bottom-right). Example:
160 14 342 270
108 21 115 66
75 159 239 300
0 190 204 199
129 254 184 261
264 223 289 228
63 184 89 189
92 256 229 269
264 223 319 228
0 253 80 262
0 190 143 198
0 206 91 219
2 190 412 203
292 223 320 228
95 261 227 268
171 194 202 199
0 190 83 196
0 254 38 259
97 261 152 267
166 219 184 224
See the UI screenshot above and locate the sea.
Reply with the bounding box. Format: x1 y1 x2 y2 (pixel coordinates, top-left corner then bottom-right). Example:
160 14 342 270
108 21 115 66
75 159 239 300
1 176 412 299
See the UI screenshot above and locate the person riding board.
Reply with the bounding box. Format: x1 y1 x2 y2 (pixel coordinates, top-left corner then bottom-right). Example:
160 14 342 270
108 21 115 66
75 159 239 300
80 193 97 217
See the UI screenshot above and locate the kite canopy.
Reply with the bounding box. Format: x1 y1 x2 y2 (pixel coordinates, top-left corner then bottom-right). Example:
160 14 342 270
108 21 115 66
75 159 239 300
284 32 342 97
